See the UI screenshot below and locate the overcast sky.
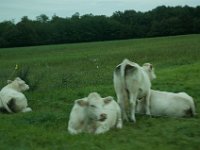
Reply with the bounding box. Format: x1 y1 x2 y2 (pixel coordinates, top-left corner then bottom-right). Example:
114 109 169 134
0 0 199 22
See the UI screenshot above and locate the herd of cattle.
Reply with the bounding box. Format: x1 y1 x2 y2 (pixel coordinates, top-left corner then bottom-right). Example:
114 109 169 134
0 59 196 135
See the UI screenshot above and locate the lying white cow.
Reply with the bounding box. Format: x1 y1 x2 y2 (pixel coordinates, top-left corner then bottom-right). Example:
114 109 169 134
68 92 122 134
0 77 32 113
113 59 156 122
136 90 196 117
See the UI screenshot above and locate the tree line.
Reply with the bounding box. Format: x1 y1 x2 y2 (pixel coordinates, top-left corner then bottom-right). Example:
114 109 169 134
0 5 200 48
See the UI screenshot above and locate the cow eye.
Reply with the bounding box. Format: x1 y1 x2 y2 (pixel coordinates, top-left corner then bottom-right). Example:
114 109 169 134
90 105 96 108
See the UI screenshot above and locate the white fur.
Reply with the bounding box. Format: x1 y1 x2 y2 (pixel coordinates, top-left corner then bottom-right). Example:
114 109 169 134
136 90 195 117
113 59 156 122
0 77 32 113
68 92 122 134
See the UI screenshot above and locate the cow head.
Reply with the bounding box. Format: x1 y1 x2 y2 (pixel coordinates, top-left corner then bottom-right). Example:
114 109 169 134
142 63 156 80
76 92 113 122
7 77 29 92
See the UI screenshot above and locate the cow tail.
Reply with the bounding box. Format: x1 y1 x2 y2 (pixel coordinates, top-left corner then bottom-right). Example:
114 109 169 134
190 99 196 116
121 59 129 80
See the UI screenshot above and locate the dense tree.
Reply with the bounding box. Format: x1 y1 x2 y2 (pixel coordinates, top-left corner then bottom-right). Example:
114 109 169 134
36 14 49 23
0 5 199 48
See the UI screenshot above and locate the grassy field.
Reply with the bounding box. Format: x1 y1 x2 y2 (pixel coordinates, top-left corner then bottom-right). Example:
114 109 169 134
0 34 200 150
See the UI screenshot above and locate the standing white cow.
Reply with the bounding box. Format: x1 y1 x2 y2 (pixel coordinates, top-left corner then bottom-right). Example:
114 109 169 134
136 90 196 117
68 92 122 134
113 59 156 123
0 77 32 113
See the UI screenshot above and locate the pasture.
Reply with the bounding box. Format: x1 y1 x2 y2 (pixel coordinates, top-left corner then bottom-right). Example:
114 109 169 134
0 34 200 150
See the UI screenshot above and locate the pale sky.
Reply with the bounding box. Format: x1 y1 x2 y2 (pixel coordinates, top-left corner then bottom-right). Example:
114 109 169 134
0 0 199 22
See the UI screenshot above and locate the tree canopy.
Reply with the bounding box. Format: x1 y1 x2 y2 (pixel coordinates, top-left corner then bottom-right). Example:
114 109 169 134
0 5 200 48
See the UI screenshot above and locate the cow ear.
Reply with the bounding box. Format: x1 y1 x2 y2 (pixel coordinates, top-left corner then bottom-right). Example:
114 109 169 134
147 63 154 72
148 63 156 79
148 63 153 70
7 80 12 84
143 63 152 70
103 96 113 104
76 99 88 107
15 77 21 81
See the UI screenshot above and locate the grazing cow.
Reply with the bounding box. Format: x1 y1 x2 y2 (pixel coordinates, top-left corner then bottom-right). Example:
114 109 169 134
113 59 156 122
0 77 32 113
136 90 196 117
68 92 122 134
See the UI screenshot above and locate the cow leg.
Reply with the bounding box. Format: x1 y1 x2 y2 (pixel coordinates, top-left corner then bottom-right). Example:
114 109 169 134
68 120 84 134
95 124 109 134
117 93 128 121
145 90 151 116
68 126 81 135
129 93 138 123
121 102 128 121
116 105 123 128
116 118 123 129
21 107 32 113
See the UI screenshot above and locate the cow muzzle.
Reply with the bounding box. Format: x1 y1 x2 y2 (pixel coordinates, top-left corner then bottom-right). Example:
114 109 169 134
98 113 107 122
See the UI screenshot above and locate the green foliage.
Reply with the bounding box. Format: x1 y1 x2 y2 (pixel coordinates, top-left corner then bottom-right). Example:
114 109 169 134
0 6 200 48
0 34 200 149
15 66 40 91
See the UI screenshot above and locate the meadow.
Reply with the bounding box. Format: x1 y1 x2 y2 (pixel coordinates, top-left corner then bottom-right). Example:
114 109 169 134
0 34 200 150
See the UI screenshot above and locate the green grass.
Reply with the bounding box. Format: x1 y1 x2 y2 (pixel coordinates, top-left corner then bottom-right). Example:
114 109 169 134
0 34 200 150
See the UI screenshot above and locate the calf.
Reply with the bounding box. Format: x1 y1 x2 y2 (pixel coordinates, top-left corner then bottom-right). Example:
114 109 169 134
68 92 122 134
136 90 196 117
0 77 32 113
113 59 156 122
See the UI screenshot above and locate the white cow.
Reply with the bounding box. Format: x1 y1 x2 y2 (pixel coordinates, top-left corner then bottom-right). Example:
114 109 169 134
0 77 32 113
68 92 122 134
113 59 156 122
136 90 196 117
